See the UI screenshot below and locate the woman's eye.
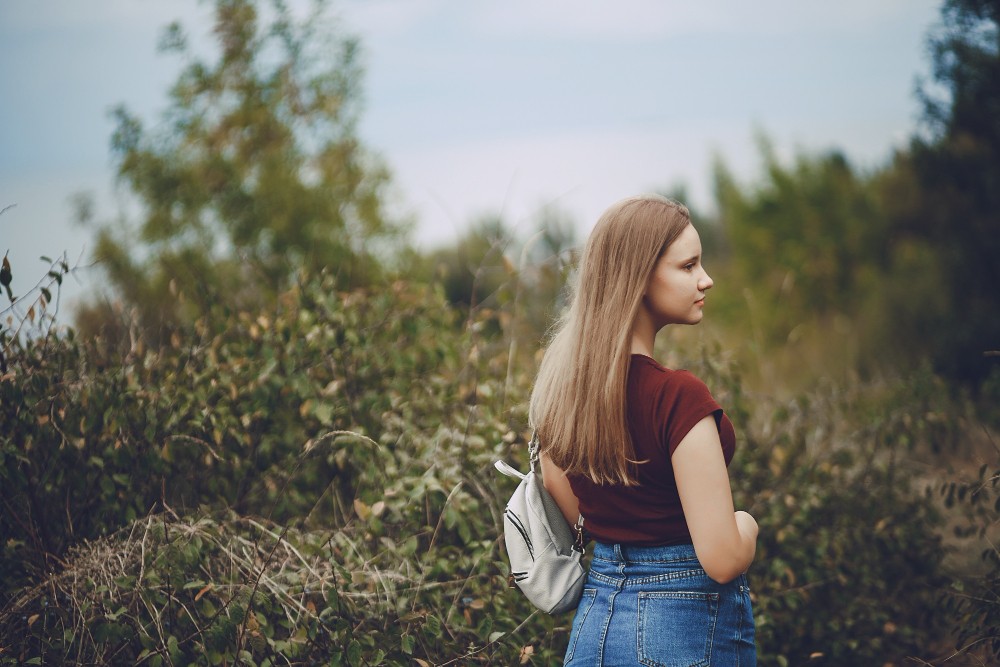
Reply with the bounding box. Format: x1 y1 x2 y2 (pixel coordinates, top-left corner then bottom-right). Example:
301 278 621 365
684 263 695 271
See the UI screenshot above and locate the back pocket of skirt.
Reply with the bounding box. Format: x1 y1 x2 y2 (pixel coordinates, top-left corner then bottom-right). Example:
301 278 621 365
637 591 719 667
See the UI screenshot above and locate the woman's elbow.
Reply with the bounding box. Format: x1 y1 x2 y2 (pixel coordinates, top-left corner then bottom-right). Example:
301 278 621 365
696 541 754 584
702 561 745 585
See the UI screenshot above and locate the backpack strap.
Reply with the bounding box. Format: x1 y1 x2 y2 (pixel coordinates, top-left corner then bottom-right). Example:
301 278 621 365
533 430 588 553
528 430 541 473
493 459 526 479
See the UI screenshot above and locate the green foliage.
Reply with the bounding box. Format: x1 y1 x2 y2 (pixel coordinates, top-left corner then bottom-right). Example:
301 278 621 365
411 207 577 338
897 0 1000 383
2 273 965 663
85 0 404 342
0 274 574 664
418 214 518 311
708 0 1000 388
679 345 951 665
940 459 1000 662
708 117 998 388
0 229 76 374
0 511 556 666
715 139 884 321
3 276 484 576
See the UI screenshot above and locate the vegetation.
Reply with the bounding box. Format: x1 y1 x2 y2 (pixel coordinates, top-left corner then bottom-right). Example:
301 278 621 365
2 0 999 664
905 0 1000 384
79 0 404 344
0 273 975 665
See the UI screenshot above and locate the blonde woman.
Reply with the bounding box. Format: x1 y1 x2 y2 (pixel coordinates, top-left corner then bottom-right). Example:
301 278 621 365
531 195 758 665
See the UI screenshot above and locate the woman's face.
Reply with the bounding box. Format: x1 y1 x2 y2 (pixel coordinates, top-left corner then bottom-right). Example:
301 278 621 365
641 223 714 327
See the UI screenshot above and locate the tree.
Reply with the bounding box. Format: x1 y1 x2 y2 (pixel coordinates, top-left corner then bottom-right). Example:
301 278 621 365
895 0 1000 384
83 0 404 340
712 138 886 345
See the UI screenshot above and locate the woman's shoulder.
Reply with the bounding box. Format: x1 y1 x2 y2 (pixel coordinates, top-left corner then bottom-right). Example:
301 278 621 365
630 354 711 391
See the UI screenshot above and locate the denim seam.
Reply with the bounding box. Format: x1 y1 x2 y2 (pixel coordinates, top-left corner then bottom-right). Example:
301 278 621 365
589 571 623 586
595 561 626 664
625 569 707 586
564 588 596 664
589 568 706 587
736 584 744 667
593 555 700 565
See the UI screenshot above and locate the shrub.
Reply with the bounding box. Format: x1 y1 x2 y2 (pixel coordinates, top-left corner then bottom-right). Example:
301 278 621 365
939 452 1000 662
0 275 968 664
691 346 949 665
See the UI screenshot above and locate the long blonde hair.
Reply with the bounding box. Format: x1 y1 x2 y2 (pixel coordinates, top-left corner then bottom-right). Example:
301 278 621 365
529 194 692 485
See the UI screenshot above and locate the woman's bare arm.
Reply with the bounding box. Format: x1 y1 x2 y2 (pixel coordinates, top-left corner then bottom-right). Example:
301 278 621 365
540 452 581 527
673 415 758 584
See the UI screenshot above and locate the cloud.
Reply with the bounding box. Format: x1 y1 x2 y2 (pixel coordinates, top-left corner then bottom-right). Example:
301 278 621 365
460 0 933 41
341 0 450 36
1 0 201 32
387 121 746 246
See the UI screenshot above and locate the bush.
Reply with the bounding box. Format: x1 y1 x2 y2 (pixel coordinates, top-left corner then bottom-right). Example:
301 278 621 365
691 346 949 665
0 275 971 664
0 510 562 665
0 274 572 664
939 450 1000 662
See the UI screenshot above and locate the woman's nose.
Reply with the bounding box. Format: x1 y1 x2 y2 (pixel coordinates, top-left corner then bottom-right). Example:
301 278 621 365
700 270 714 291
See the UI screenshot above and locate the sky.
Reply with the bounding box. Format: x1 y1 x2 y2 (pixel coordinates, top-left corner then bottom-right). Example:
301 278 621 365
0 0 942 308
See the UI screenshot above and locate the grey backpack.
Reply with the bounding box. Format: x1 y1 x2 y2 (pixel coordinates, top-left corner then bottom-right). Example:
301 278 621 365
494 433 586 614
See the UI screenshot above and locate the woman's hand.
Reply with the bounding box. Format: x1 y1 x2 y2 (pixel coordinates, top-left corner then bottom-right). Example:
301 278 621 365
734 510 758 572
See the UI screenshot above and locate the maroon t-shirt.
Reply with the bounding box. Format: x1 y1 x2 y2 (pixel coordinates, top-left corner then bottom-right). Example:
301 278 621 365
568 354 737 546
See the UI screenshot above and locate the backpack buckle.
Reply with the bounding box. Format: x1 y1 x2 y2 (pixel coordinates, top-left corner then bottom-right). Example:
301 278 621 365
573 515 586 554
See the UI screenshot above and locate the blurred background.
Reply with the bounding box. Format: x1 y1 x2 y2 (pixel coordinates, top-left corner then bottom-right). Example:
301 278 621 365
3 0 996 386
0 1 939 247
2 1 999 665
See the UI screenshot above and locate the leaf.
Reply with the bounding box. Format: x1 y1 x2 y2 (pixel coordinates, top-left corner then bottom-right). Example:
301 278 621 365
398 611 423 623
423 613 442 638
347 639 362 666
353 498 371 521
314 402 333 423
0 254 11 287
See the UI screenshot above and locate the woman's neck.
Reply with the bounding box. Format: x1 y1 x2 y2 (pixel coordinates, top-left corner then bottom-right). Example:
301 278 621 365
630 313 658 357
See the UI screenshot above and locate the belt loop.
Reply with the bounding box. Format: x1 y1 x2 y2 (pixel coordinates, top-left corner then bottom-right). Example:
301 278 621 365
613 543 624 562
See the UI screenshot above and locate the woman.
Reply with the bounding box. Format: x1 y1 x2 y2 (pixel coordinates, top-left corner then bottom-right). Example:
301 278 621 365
530 195 758 665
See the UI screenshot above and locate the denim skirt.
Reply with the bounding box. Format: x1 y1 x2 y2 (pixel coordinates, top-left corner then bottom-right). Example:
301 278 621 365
563 542 756 666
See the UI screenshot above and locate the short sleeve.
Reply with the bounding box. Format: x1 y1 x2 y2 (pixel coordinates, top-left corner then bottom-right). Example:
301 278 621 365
657 371 724 456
